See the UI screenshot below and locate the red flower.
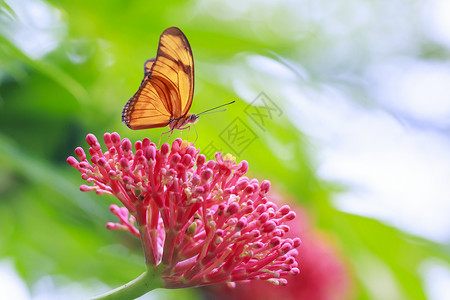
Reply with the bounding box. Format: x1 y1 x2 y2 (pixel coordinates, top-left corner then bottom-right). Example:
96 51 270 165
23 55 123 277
67 133 301 289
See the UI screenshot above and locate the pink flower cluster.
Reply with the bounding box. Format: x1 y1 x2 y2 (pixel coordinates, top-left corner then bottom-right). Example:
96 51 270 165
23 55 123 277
204 204 354 300
67 133 300 288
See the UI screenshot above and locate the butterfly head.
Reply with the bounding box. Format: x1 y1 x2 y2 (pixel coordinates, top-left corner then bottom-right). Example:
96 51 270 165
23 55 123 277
188 114 199 124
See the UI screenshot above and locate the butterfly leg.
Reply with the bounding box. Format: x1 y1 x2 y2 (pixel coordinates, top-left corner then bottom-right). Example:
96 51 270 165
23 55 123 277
186 126 191 140
193 124 198 143
184 124 198 143
158 129 174 147
177 125 193 142
167 129 174 143
157 133 164 148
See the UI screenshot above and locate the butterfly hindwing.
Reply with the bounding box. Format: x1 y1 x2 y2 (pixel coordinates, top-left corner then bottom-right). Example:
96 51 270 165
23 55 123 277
122 27 194 130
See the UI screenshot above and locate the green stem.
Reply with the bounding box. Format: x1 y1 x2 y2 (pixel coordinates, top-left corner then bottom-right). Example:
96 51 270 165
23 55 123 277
90 267 164 300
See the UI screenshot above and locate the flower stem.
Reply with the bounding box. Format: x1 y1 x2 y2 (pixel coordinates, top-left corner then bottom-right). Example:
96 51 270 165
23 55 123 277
90 267 164 300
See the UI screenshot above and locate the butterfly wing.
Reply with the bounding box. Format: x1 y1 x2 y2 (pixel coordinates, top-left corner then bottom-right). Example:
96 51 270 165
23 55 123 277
122 27 194 130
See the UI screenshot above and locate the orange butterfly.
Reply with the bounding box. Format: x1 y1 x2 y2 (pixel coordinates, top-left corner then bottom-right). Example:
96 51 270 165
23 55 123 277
122 27 233 140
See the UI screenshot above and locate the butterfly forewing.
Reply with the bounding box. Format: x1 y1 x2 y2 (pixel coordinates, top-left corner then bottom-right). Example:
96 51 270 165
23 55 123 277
143 58 156 78
154 27 194 117
122 27 194 130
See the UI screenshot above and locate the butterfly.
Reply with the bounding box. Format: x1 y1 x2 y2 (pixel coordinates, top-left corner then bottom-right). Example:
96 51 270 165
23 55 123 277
122 27 233 139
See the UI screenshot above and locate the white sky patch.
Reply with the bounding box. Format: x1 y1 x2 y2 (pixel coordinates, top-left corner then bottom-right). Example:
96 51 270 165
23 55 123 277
313 101 450 242
0 260 30 300
32 275 108 300
423 0 450 49
421 259 450 300
0 0 65 59
191 0 336 40
0 260 109 300
246 55 299 82
289 85 450 243
367 58 450 127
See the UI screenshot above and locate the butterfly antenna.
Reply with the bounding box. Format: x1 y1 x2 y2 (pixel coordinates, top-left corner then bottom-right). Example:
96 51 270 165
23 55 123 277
197 100 235 116
197 109 227 116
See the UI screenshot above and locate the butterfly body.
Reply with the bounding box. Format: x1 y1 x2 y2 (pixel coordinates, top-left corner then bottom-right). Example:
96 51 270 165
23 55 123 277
168 113 199 131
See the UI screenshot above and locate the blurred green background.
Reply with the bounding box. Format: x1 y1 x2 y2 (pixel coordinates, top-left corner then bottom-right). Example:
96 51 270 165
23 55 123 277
1 0 450 299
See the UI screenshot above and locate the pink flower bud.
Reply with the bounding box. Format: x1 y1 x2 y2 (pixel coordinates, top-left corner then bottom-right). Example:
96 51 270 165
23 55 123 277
170 153 181 168
282 211 296 222
196 154 206 168
109 204 120 213
86 133 100 150
161 143 170 156
110 132 121 147
235 178 248 192
253 242 264 249
90 155 98 164
262 220 276 233
122 176 132 184
134 140 142 150
258 212 269 224
206 160 216 169
120 158 129 172
280 242 293 254
185 146 196 157
106 222 117 230
97 157 107 168
142 138 151 148
80 185 95 192
260 180 271 194
241 205 253 214
191 174 200 186
236 160 248 176
226 202 239 216
278 205 290 216
181 154 193 167
215 152 223 162
66 156 79 168
255 204 266 214
122 138 132 153
290 268 300 276
103 132 113 149
74 147 86 161
144 146 156 160
201 168 213 183
236 217 248 231
270 237 281 247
